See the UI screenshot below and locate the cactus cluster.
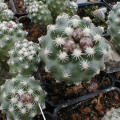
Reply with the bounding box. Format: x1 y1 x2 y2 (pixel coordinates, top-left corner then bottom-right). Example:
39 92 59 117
39 13 109 84
107 2 120 54
8 39 40 76
0 21 27 60
24 0 77 25
102 108 120 120
0 2 13 22
0 75 46 120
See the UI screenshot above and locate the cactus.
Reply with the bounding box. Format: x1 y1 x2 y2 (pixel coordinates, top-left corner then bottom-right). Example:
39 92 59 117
24 0 77 25
0 2 13 22
107 2 120 54
8 39 40 76
26 1 52 25
39 13 109 84
0 21 27 61
47 0 77 19
102 108 120 120
0 74 46 120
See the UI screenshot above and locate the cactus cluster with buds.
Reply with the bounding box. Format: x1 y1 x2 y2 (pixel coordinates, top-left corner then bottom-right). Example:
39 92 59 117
0 21 27 59
0 75 46 120
8 39 40 76
39 13 109 84
102 108 120 120
24 0 77 25
0 2 13 22
107 2 120 54
26 1 52 25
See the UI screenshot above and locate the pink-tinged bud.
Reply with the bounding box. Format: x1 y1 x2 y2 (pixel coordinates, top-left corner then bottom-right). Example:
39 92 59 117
79 37 93 50
63 37 77 53
73 28 84 43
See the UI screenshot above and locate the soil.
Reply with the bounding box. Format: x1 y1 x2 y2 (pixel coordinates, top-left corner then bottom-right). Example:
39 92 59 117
36 62 112 106
19 17 47 43
56 90 120 120
13 0 26 14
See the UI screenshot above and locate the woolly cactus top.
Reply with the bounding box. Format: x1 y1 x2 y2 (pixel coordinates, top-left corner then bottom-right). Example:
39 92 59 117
24 0 77 25
102 108 120 120
0 21 27 58
0 2 13 22
107 2 120 54
8 39 40 76
26 1 52 25
0 75 46 120
39 13 109 84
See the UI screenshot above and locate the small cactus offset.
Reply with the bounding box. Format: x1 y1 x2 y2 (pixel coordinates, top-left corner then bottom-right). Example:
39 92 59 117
0 75 46 120
8 39 40 76
0 2 13 22
107 2 120 54
0 21 27 59
26 1 52 25
102 108 120 120
39 13 109 84
47 0 77 18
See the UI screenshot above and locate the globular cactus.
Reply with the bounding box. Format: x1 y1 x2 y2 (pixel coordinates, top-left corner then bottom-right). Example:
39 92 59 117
0 74 46 120
8 39 40 76
25 0 52 25
107 2 120 54
0 21 27 59
102 108 120 120
0 2 13 22
24 0 77 25
47 0 77 19
39 13 109 84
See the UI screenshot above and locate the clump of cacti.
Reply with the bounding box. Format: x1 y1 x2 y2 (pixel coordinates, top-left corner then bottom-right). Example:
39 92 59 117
0 74 46 120
0 2 13 22
39 13 109 84
102 108 120 120
8 39 40 76
47 0 77 19
107 2 120 54
24 0 77 25
0 21 27 59
26 1 52 25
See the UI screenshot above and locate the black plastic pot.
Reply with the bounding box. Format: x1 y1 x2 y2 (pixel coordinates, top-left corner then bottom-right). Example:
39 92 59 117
53 86 120 120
